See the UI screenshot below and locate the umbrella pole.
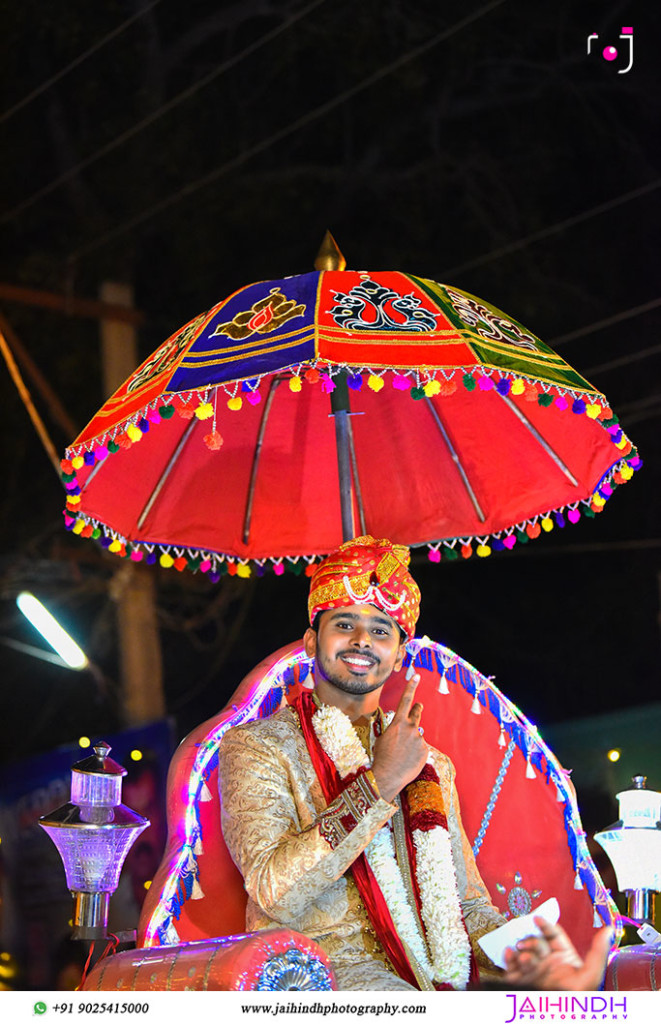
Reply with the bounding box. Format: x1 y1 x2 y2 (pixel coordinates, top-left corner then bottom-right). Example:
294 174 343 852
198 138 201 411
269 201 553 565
346 415 367 535
330 373 355 542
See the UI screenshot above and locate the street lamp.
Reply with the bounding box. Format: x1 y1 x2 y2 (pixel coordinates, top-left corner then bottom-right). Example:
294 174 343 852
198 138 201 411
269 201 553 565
39 742 149 939
594 775 661 923
16 591 88 669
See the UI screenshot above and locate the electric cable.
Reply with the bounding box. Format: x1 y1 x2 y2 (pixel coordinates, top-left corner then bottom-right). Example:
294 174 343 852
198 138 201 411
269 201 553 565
585 341 661 378
79 940 96 988
0 0 162 125
0 326 62 478
550 297 661 348
612 391 661 423
1 0 327 225
437 178 661 280
409 537 661 566
65 0 508 265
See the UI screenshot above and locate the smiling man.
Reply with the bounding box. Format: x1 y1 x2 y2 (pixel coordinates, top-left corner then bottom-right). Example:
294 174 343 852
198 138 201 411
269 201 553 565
218 535 508 989
218 536 609 991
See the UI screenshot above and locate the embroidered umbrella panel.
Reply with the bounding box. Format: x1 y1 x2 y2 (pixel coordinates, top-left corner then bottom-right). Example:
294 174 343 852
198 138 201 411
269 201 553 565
62 271 640 572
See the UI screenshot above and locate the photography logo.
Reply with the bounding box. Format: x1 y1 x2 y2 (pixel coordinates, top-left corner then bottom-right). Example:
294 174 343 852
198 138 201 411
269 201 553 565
587 26 634 73
504 995 628 1022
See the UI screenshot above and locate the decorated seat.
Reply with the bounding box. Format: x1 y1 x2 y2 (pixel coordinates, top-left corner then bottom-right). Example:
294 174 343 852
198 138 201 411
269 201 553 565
137 636 618 964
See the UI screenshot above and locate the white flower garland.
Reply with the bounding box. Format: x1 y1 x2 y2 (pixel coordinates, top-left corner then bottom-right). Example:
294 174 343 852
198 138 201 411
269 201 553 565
414 829 472 989
312 702 471 989
312 703 369 778
364 824 433 975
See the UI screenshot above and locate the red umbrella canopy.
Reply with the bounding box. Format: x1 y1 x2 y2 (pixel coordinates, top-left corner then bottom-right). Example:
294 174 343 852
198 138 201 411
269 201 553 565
62 268 640 580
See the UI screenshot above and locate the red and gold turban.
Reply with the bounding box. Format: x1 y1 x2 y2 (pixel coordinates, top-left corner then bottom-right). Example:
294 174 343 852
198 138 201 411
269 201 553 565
308 535 421 640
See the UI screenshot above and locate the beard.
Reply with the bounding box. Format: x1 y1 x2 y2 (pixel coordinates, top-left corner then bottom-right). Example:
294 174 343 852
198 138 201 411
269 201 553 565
314 647 387 695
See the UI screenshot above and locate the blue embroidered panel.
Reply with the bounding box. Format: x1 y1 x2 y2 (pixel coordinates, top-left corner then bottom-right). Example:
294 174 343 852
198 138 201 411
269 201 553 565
167 274 320 391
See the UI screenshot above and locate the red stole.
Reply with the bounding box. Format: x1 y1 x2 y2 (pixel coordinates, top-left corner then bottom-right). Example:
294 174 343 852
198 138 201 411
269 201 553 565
293 690 421 987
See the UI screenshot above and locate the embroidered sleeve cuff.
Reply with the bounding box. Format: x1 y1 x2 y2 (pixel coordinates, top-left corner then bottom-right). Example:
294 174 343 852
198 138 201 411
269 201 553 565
364 769 381 798
317 768 383 850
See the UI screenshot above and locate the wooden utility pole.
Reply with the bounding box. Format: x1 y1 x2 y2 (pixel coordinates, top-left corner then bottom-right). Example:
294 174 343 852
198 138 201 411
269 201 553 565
100 281 165 726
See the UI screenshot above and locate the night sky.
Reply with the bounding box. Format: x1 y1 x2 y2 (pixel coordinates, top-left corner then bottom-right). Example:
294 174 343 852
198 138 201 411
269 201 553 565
1 0 660 767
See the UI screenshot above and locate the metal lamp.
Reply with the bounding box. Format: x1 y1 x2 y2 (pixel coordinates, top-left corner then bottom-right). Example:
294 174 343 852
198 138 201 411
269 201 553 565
39 741 149 939
594 775 661 923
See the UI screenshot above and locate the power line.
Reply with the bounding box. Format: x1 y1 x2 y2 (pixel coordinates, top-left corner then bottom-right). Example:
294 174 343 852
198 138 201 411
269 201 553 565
622 406 661 428
437 178 661 280
412 537 661 563
586 341 661 378
0 325 61 479
548 295 661 376
551 297 661 348
0 0 162 125
67 0 508 265
614 392 661 420
1 0 327 225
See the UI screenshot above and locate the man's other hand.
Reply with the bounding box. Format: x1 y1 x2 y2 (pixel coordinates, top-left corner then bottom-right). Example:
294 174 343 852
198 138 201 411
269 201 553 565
503 917 613 990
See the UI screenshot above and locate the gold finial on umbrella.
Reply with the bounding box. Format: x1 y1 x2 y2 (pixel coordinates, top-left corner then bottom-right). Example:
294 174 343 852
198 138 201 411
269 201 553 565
314 231 346 271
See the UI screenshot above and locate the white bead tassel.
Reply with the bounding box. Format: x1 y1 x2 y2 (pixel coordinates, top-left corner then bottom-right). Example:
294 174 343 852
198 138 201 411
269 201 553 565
526 754 536 779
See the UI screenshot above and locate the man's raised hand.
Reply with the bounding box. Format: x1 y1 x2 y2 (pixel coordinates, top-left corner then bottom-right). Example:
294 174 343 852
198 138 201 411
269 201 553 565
371 675 428 802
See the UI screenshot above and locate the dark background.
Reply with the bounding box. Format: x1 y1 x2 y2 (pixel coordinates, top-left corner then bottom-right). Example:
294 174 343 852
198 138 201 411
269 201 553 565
1 2 659 791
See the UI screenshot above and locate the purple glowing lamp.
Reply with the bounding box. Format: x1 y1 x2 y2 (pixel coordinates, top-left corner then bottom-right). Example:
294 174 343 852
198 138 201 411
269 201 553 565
39 741 149 939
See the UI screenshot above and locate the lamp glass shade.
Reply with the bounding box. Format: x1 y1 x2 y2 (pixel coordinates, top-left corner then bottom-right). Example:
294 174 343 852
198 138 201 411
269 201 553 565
40 805 148 892
594 828 661 892
71 771 123 807
617 789 661 827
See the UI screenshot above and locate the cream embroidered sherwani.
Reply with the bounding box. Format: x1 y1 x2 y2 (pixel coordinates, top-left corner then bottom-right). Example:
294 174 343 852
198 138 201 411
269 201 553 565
218 704 505 990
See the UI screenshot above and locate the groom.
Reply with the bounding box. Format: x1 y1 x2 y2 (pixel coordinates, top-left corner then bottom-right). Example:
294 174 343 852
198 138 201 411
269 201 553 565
218 535 611 990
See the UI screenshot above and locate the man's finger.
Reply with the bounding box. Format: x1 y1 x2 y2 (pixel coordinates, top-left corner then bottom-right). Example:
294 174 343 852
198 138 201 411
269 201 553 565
531 917 582 964
516 937 550 957
532 917 562 941
503 947 528 978
409 701 423 728
393 676 420 720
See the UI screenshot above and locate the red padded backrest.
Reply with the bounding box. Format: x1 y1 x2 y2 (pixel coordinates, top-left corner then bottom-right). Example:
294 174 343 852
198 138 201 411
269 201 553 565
379 650 609 958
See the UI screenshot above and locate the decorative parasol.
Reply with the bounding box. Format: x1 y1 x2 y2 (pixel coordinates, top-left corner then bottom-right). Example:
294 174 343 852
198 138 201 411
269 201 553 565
61 236 640 579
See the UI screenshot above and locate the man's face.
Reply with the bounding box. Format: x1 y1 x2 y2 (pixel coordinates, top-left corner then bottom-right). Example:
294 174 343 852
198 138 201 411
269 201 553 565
304 604 407 697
